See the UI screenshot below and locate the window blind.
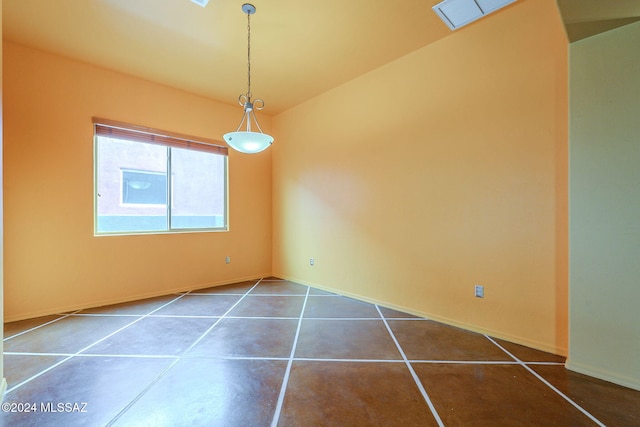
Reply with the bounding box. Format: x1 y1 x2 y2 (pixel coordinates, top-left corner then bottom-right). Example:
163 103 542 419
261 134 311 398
93 117 228 156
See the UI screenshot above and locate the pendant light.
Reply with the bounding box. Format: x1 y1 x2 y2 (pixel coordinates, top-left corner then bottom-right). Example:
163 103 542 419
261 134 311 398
223 3 274 154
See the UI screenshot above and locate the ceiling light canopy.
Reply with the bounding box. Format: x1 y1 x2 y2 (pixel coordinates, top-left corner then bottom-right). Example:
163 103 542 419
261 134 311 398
433 0 517 30
223 3 274 154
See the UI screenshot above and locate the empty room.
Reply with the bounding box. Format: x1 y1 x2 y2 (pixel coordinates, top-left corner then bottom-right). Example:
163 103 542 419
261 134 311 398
1 0 639 425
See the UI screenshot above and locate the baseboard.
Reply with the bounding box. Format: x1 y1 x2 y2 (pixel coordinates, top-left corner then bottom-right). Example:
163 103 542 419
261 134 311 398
566 360 640 392
0 378 7 402
275 273 567 357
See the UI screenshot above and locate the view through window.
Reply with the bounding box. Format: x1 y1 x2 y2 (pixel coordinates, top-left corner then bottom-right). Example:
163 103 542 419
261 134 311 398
94 119 228 234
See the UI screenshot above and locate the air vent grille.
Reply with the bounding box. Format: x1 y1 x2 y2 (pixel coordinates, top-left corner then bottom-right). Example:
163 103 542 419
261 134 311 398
433 0 517 30
190 0 210 7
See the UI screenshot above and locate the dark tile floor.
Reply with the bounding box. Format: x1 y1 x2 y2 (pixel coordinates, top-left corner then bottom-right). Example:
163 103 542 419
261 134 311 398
2 278 639 426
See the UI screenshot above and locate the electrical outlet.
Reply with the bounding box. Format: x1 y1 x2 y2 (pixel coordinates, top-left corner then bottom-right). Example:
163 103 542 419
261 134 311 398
225 256 231 264
475 285 484 298
310 258 315 266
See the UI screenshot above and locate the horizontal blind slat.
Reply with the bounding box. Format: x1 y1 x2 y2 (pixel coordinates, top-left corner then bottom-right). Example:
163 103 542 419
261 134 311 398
93 118 228 156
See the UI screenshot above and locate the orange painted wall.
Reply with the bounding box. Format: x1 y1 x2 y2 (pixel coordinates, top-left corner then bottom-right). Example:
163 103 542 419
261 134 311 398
3 42 272 321
272 0 568 354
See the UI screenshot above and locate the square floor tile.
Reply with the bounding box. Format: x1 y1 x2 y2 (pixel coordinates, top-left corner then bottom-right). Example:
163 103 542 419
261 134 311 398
77 295 180 315
4 315 64 339
379 306 422 319
186 318 298 358
250 281 308 295
388 319 512 361
279 361 439 426
151 294 241 316
191 280 259 294
413 363 600 426
4 315 137 354
308 287 336 295
532 364 640 427
228 295 305 318
82 317 216 356
303 295 380 318
4 354 68 389
493 338 566 363
0 356 174 427
295 319 402 360
112 358 287 427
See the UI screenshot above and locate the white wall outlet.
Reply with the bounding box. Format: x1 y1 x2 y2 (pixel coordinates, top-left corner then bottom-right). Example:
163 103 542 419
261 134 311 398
225 256 231 264
310 258 315 266
475 285 484 298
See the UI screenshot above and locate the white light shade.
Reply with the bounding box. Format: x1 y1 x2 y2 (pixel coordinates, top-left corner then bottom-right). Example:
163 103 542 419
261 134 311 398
223 131 273 154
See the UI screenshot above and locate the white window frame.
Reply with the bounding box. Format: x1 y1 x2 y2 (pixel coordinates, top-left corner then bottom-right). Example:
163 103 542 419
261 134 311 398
93 118 229 235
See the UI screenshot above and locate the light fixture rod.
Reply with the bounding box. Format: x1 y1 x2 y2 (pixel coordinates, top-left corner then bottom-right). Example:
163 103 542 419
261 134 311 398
246 5 252 99
242 3 256 102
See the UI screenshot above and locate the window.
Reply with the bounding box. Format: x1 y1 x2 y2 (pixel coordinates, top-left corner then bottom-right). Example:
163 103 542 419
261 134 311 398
94 118 228 234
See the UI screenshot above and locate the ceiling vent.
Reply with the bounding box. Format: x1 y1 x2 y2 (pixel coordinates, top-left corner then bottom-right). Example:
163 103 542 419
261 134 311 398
433 0 517 30
190 0 210 7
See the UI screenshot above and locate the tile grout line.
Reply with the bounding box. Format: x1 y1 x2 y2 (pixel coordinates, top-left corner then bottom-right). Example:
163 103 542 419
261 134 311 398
70 312 426 319
3 351 566 366
105 279 264 427
408 360 519 365
179 280 264 354
5 357 73 396
270 286 311 427
5 352 179 359
485 335 606 427
185 292 249 296
4 293 189 395
64 314 418 320
229 293 307 297
66 313 148 318
3 311 79 342
73 313 364 321
376 306 445 427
